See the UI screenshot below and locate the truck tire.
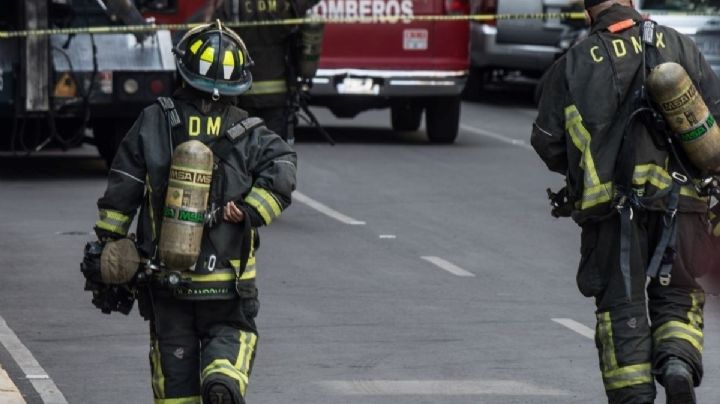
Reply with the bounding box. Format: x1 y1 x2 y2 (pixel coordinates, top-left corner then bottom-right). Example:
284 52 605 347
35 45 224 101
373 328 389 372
425 96 460 144
391 103 422 132
94 119 131 167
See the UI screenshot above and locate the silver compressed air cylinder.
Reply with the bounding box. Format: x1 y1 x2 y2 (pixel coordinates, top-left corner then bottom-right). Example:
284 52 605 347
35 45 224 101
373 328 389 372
158 140 213 271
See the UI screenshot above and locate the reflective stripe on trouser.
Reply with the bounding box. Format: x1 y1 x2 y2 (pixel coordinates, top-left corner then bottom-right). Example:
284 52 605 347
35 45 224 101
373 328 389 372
244 187 282 225
150 294 259 403
201 330 258 397
580 212 708 402
595 310 653 391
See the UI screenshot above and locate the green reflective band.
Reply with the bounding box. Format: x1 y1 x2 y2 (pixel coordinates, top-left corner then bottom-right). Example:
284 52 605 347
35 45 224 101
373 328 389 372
565 105 610 210
654 320 704 353
96 209 132 236
202 359 249 394
245 79 287 95
602 363 653 390
680 115 715 143
230 256 257 280
245 187 282 225
597 311 618 371
154 397 201 404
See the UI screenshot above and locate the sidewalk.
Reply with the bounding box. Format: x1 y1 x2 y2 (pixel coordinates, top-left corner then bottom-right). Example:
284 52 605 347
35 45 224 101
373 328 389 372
0 364 25 404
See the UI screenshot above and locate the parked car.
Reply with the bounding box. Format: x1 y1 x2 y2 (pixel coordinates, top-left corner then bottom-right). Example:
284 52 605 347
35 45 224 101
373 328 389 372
638 0 720 78
308 0 470 143
465 0 586 95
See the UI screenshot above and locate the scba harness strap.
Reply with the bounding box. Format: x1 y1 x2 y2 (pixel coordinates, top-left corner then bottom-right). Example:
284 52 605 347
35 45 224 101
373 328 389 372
155 97 264 298
607 20 689 300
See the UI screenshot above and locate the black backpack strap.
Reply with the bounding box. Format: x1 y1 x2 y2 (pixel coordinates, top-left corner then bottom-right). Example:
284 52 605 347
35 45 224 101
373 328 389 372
156 97 186 151
210 116 264 161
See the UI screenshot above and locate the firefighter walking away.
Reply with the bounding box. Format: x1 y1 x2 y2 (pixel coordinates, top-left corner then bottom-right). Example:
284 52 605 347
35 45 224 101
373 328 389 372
532 0 720 403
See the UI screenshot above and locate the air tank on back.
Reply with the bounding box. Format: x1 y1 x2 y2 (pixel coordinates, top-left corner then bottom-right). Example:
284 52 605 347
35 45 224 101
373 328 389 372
646 62 720 174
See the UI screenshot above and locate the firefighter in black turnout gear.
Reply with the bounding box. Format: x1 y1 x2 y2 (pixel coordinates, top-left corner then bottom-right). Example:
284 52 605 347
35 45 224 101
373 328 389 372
205 0 321 143
532 0 720 403
91 22 297 404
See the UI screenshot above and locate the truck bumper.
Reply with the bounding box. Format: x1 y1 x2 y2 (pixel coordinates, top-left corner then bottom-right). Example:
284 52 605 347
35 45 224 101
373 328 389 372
310 69 468 98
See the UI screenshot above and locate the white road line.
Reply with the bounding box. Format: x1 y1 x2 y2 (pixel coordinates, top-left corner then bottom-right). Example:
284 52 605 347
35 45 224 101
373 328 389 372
379 234 397 239
293 191 366 225
460 124 534 150
0 315 67 404
421 256 475 277
318 380 570 396
552 318 595 340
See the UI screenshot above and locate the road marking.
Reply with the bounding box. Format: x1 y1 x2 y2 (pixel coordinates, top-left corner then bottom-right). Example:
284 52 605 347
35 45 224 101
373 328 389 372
293 191 366 225
552 318 595 340
460 124 533 150
379 234 397 239
0 315 68 404
421 256 475 277
318 380 570 396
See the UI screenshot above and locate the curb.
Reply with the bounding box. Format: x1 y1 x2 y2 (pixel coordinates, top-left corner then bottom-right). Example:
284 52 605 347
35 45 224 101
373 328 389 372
0 364 25 404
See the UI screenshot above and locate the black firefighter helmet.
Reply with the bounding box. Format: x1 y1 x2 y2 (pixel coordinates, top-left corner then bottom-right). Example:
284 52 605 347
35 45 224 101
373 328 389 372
174 20 253 99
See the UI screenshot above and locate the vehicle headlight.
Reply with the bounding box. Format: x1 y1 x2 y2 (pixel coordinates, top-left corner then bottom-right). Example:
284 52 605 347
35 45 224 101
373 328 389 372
123 78 139 95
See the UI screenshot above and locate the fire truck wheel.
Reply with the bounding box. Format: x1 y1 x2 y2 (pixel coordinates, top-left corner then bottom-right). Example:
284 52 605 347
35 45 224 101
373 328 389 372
391 103 423 132
93 119 132 167
425 96 460 144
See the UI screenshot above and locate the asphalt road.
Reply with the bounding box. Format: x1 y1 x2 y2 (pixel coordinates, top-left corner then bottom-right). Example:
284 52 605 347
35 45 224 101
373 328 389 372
0 84 718 404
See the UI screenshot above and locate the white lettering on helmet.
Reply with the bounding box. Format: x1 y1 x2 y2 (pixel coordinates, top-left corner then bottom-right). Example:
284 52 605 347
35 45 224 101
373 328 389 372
312 0 414 23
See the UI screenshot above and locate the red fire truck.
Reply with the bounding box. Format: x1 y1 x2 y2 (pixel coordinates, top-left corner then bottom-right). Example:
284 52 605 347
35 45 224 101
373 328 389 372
143 0 470 144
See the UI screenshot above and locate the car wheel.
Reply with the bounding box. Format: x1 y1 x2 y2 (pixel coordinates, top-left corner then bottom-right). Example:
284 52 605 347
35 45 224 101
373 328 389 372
425 96 460 144
93 119 131 167
391 103 423 132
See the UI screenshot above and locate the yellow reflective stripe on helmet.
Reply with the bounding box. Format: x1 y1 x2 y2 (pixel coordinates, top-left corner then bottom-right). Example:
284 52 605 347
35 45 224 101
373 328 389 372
96 209 132 236
654 320 704 353
150 337 166 399
189 39 203 54
223 50 235 67
200 46 215 62
602 363 653 390
154 397 201 404
245 80 287 95
245 187 282 225
237 49 245 65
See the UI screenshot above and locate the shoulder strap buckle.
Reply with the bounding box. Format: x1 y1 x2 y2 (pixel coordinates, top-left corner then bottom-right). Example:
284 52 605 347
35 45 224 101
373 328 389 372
156 97 182 128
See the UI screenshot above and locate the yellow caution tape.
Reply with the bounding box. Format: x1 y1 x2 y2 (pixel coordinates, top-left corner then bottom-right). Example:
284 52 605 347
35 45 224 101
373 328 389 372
0 12 589 39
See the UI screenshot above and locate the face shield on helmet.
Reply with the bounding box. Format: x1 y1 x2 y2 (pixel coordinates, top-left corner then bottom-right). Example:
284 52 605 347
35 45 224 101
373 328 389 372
174 20 254 99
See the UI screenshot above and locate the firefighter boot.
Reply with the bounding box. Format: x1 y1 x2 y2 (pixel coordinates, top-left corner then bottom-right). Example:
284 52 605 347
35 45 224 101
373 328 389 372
204 383 244 404
661 357 696 404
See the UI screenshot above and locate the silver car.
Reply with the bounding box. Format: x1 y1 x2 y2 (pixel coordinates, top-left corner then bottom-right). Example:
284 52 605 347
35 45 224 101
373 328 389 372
466 0 586 94
639 0 720 78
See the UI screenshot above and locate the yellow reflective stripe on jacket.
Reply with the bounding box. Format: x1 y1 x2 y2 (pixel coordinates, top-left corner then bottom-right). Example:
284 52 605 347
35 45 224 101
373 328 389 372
96 209 132 236
154 397 201 404
603 363 653 390
596 311 652 390
245 79 286 95
632 164 672 190
230 256 257 280
186 271 236 283
245 187 282 225
565 105 613 209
